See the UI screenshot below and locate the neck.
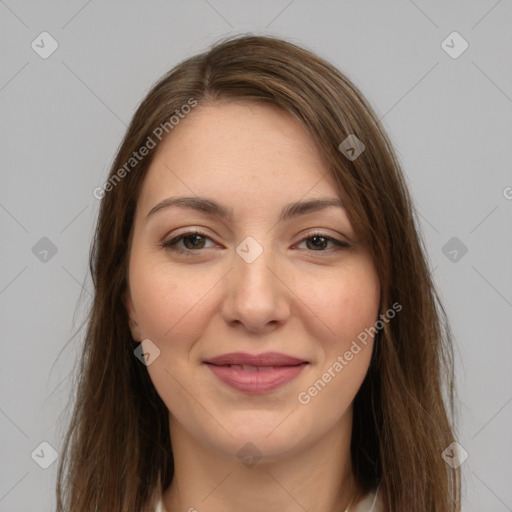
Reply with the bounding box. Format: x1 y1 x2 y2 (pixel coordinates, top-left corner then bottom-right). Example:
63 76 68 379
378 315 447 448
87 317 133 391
162 409 359 512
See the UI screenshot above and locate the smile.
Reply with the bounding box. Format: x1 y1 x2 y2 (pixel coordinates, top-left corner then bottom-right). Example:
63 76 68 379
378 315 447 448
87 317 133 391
203 352 309 394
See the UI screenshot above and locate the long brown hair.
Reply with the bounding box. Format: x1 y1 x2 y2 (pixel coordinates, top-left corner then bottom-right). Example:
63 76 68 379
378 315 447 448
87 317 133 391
56 34 461 511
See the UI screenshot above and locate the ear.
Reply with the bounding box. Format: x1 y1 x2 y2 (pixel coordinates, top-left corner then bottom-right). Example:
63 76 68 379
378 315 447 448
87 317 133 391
124 290 142 342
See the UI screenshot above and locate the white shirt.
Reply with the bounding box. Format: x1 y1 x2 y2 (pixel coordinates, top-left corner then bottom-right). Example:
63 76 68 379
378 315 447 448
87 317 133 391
351 487 383 511
154 486 383 512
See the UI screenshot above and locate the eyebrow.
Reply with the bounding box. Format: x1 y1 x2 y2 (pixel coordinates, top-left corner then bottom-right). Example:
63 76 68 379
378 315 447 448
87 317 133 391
145 196 345 222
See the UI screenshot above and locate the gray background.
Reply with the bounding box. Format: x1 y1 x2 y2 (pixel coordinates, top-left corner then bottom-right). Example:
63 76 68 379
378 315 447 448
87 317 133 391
1 1 511 511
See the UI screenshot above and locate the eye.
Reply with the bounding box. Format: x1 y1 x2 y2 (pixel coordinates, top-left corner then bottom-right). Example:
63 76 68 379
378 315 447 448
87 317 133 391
161 230 350 256
296 232 350 251
161 230 216 254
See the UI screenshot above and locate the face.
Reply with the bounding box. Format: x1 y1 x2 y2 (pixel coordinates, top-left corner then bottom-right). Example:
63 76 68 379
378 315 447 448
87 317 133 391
126 101 380 461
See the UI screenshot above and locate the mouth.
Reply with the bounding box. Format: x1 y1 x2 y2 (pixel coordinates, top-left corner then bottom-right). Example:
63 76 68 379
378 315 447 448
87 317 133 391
203 352 309 394
210 364 292 371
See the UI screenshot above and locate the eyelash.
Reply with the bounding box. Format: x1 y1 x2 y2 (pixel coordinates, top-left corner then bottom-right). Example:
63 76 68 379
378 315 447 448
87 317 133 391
160 229 351 256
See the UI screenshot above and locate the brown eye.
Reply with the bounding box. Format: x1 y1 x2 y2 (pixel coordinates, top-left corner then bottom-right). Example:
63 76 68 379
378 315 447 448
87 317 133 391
182 234 206 249
162 231 215 254
306 235 329 250
297 233 350 252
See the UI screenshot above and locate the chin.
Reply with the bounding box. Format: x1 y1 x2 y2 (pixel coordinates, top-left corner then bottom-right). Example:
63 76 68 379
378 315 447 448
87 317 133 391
206 409 314 463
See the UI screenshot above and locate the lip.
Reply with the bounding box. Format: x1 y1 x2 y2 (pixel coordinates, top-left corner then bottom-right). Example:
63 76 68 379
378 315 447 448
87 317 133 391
204 352 309 394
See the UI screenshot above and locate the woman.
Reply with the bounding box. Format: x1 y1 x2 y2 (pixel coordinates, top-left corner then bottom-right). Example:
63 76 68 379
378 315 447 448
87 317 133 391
56 34 461 511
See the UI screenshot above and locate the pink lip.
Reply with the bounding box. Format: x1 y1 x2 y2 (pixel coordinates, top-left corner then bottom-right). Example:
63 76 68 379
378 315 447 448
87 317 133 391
204 352 309 394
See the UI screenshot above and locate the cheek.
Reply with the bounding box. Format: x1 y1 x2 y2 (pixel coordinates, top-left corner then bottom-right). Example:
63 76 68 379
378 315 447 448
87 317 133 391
291 256 380 410
293 266 379 431
128 250 219 344
295 257 381 347
128 256 220 416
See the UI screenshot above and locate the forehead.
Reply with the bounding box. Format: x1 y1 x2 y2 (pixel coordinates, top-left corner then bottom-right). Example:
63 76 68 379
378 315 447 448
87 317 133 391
137 101 340 214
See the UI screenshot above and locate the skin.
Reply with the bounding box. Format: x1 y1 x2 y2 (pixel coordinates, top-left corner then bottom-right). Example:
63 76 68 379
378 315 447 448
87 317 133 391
125 101 380 512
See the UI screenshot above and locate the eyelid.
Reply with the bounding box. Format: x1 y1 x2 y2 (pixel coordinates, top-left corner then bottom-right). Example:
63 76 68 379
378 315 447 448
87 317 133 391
161 228 218 251
293 230 351 250
161 228 351 255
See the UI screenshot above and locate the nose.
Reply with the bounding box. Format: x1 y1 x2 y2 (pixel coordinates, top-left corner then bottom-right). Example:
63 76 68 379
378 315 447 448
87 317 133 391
221 244 291 334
